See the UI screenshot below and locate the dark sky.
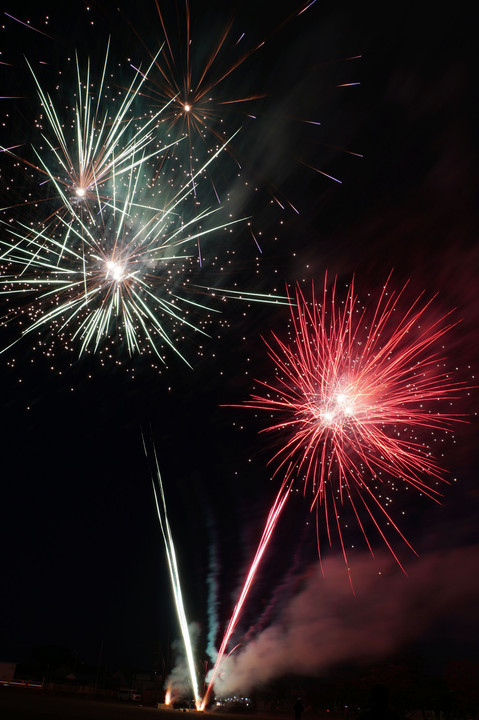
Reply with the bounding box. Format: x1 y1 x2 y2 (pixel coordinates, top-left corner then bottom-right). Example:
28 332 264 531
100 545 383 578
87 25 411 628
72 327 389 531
0 0 477 691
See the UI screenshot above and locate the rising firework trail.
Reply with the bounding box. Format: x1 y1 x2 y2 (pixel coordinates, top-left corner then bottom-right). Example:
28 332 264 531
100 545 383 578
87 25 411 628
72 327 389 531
244 274 465 568
201 486 290 710
143 436 202 711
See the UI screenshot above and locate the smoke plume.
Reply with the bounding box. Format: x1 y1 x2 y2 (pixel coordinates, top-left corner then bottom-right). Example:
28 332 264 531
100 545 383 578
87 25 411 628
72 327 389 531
215 545 479 695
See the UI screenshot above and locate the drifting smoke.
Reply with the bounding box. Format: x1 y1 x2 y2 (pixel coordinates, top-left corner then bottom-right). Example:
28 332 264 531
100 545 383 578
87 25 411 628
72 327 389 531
215 545 479 696
166 622 201 699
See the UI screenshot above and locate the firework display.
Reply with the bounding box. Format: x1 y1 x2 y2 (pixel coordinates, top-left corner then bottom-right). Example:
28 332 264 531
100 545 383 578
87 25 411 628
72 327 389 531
244 276 464 565
129 1 318 190
0 156 243 363
199 273 466 701
22 42 168 215
0 41 277 362
0 0 472 712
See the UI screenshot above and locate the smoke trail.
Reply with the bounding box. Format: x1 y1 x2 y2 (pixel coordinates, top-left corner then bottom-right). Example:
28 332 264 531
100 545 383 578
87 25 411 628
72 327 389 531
206 538 220 665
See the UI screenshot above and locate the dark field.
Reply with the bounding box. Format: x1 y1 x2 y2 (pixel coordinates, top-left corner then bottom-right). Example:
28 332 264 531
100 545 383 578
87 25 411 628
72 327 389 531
1 687 157 719
0 688 301 720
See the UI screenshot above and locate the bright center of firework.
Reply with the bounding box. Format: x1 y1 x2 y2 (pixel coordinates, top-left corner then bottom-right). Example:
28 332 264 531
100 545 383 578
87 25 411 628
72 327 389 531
312 391 356 428
336 393 354 414
105 259 125 282
75 186 86 198
183 103 191 112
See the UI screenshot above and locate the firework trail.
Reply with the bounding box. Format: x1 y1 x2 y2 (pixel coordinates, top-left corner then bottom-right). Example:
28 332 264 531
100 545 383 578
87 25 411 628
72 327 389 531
201 485 290 709
204 514 220 668
3 11 54 39
244 274 465 568
143 436 202 710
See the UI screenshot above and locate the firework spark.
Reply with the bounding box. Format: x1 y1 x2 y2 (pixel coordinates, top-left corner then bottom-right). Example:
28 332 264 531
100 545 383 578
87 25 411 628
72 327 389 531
244 274 464 567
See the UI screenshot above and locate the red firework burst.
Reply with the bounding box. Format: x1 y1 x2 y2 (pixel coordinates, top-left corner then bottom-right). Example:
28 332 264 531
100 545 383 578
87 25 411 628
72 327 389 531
246 274 465 566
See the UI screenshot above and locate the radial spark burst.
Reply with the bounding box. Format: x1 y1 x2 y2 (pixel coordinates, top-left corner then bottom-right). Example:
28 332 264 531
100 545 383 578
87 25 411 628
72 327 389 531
1 41 182 256
130 1 266 183
0 155 244 364
245 274 464 565
129 1 317 214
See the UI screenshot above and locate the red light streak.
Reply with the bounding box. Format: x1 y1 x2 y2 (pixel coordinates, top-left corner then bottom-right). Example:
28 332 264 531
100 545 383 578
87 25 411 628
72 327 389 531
201 486 289 709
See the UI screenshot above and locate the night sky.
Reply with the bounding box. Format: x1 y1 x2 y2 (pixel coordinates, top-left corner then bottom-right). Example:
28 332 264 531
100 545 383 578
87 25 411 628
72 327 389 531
0 0 477 693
